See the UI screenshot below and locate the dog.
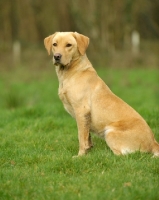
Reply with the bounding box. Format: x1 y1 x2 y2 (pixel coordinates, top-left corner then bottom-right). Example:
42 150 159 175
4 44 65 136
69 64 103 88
44 32 159 157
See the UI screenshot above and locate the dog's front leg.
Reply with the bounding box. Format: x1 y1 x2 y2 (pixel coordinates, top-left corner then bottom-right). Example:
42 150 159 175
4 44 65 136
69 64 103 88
75 111 92 156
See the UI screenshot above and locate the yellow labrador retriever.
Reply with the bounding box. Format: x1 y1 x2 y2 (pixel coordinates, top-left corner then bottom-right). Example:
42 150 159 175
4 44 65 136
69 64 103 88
44 32 159 157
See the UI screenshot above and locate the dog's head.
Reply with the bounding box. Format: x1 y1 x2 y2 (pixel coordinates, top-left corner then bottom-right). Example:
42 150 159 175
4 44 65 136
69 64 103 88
44 32 89 67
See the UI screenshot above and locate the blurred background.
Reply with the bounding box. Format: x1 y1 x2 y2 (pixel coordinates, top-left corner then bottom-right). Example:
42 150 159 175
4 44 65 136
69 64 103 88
0 0 159 69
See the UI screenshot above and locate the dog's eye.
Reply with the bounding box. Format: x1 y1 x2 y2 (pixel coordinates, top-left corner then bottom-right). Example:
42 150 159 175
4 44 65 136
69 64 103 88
53 43 57 47
66 43 72 47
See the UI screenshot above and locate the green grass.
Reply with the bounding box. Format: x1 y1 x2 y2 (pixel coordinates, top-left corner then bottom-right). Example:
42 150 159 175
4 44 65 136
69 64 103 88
0 66 159 200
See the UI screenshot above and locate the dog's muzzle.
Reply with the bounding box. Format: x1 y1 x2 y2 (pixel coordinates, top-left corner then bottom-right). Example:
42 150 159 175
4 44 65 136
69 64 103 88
54 53 62 63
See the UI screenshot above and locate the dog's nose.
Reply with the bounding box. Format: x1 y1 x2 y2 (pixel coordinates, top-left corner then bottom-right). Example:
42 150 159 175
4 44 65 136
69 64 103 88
54 53 62 61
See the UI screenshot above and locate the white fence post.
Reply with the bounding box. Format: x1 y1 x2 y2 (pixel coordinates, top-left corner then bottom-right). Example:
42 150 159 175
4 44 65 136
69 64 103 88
13 41 21 66
131 30 140 55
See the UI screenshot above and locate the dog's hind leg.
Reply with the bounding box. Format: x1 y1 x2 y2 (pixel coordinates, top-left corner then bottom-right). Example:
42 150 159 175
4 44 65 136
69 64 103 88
105 130 135 155
105 132 122 155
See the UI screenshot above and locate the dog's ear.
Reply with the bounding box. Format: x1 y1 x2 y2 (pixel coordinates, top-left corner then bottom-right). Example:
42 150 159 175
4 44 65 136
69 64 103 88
44 33 57 55
74 32 89 55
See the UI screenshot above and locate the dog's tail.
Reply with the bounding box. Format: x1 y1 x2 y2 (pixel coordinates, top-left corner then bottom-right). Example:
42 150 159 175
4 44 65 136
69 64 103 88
152 140 159 157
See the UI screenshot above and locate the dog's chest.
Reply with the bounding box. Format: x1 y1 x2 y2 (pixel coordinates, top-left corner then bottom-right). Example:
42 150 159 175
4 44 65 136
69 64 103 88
58 84 75 118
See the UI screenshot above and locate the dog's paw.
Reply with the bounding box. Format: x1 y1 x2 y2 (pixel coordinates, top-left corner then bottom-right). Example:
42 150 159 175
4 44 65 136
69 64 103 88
72 154 86 159
72 150 87 158
72 155 80 159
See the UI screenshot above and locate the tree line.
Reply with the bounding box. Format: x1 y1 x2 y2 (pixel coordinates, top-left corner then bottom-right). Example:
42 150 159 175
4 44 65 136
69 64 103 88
1 0 159 52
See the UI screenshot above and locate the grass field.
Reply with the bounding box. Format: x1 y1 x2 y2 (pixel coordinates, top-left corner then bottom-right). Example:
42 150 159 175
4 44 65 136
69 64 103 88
0 66 159 200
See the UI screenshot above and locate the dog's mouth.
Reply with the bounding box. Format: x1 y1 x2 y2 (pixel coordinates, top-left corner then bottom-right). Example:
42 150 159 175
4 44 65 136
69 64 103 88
54 61 70 70
54 60 61 65
53 59 70 69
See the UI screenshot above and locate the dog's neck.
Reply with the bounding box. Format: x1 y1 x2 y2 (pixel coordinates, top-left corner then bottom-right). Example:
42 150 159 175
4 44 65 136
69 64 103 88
55 54 93 83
